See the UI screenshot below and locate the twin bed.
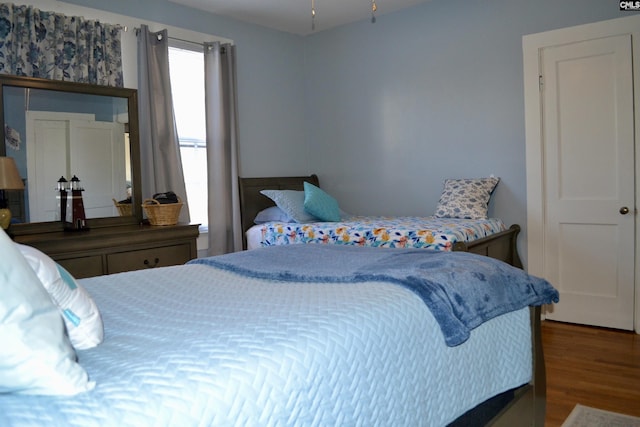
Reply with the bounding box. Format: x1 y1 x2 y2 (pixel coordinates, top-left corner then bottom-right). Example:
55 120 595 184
240 174 522 267
0 175 557 427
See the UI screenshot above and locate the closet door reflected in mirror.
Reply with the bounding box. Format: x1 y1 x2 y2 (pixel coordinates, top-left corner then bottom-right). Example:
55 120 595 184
26 111 128 222
0 74 142 231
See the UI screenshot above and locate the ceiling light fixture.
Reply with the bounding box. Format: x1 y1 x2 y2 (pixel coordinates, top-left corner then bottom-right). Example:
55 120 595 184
371 0 377 23
311 0 378 31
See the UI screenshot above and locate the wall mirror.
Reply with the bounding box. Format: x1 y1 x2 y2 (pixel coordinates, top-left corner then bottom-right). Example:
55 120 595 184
0 75 142 234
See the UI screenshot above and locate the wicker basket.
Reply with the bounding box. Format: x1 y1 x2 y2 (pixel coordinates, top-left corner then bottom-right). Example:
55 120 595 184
113 198 133 217
142 197 183 226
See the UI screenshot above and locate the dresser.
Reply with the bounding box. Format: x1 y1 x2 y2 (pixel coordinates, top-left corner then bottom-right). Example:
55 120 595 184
13 224 199 278
1 75 201 280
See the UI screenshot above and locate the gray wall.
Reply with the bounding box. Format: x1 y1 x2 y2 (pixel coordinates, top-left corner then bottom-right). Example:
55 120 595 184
62 0 636 263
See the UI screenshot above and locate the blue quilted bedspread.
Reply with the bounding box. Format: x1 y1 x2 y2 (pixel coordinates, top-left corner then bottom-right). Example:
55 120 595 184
0 263 536 427
190 244 558 346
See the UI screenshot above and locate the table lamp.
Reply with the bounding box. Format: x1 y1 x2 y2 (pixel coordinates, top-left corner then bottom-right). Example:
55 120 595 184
0 156 25 229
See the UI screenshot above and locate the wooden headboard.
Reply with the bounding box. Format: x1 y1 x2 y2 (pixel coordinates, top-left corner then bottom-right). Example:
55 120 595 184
238 174 319 249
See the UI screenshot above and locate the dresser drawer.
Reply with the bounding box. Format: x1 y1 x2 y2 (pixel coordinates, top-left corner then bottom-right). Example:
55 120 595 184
14 224 199 278
106 244 193 274
57 255 104 279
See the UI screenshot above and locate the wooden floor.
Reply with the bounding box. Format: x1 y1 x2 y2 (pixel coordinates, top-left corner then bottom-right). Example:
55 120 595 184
542 320 640 426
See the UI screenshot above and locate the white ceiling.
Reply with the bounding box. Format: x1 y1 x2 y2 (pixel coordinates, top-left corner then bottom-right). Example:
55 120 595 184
167 0 432 36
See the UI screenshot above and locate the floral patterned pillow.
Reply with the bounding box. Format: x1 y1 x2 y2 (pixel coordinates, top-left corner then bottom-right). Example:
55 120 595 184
434 177 500 219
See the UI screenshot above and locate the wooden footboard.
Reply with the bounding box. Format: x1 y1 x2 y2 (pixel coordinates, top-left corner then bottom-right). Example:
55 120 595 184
452 224 523 268
487 306 545 427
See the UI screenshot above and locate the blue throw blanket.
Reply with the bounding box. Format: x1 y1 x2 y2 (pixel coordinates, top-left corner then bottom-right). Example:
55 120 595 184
189 245 558 346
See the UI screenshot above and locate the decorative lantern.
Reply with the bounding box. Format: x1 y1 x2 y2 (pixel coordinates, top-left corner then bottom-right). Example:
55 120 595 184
67 175 88 231
56 176 68 223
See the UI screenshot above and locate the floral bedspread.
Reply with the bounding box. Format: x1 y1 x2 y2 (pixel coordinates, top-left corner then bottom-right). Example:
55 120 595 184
258 216 507 250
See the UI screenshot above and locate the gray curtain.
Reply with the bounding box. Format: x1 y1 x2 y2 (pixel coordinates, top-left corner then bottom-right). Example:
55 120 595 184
204 42 241 255
136 25 189 223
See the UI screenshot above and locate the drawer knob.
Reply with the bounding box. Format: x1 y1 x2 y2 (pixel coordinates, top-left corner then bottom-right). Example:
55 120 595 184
143 257 160 268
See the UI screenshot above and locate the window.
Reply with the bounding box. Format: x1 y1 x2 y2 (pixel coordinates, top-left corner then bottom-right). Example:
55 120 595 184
168 45 208 230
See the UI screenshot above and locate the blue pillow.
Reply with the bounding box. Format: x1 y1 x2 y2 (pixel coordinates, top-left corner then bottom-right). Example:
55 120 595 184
0 229 93 395
303 181 341 222
260 189 318 223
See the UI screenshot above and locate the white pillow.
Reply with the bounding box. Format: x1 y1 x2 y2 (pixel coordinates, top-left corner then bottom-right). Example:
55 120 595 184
17 244 104 350
254 206 293 224
0 229 94 395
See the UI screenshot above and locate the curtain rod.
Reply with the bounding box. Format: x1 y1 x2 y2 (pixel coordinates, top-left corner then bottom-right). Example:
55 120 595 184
133 27 226 50
168 36 226 53
170 35 204 47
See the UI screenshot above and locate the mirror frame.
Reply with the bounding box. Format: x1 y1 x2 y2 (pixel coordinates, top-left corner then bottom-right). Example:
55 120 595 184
0 74 142 234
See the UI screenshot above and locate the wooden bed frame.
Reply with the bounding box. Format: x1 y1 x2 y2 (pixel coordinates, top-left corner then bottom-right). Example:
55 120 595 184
238 174 544 426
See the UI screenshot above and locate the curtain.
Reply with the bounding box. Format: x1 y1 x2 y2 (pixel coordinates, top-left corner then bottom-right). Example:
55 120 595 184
136 25 189 223
0 3 122 86
204 42 241 255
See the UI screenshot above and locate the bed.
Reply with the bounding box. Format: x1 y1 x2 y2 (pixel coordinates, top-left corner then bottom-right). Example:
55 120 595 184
1 229 558 427
239 175 523 268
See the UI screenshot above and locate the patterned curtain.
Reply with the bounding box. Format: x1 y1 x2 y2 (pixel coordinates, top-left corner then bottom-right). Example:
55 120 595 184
0 3 122 86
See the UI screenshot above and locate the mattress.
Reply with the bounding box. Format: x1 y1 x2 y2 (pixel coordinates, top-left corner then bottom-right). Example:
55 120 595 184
246 216 506 250
0 263 532 427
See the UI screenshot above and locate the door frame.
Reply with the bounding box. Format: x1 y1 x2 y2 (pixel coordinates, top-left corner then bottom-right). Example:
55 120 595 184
523 14 640 332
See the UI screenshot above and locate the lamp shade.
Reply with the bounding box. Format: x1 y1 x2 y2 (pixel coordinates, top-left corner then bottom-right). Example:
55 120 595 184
0 157 24 190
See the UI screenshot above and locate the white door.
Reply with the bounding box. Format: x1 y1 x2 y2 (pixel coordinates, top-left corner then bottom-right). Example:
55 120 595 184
27 118 71 222
524 18 638 331
541 34 635 330
70 120 126 219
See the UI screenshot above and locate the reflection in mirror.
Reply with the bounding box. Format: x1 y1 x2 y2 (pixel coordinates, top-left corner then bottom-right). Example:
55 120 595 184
5 87 131 222
0 75 141 231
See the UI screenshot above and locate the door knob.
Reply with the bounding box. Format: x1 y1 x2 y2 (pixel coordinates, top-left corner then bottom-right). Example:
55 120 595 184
619 207 630 215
